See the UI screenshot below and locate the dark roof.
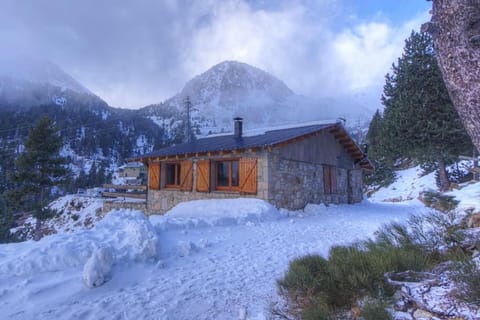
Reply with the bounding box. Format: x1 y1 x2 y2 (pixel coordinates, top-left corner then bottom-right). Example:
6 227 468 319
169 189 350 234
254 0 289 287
131 121 373 171
136 123 336 158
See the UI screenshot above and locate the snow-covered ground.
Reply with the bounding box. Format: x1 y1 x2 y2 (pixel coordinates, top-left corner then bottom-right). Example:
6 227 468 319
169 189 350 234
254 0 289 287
11 194 105 240
3 162 480 320
368 166 436 204
0 199 425 320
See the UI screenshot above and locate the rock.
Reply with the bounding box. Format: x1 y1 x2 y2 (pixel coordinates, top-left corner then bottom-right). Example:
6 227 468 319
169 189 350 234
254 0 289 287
413 309 435 320
350 305 361 319
467 213 480 228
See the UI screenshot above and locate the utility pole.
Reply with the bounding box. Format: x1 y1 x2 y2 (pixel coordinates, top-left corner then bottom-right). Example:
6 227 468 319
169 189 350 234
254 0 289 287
184 96 192 143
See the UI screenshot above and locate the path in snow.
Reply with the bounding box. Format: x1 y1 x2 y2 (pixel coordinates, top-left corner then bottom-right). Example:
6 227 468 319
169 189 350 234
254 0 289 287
0 201 427 320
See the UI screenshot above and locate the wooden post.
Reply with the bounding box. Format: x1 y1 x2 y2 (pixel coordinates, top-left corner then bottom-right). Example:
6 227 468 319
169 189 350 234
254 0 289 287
474 147 479 181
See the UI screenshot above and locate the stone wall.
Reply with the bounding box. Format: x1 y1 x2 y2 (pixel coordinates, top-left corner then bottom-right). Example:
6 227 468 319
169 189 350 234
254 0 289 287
145 131 365 214
147 153 269 215
266 130 365 210
103 200 147 213
267 155 354 210
348 169 363 203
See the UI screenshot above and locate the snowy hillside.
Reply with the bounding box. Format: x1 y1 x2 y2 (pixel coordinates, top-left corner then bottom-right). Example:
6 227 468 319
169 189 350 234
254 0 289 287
368 162 480 211
0 55 99 108
0 56 89 93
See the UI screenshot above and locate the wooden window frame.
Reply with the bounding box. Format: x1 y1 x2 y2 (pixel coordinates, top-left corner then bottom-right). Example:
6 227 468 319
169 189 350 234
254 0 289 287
165 162 182 189
215 159 240 191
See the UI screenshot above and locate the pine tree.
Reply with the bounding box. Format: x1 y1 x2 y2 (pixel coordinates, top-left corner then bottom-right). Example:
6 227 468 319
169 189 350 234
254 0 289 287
365 110 395 186
10 116 70 240
0 194 15 243
381 31 472 191
96 164 106 186
88 161 97 187
365 110 384 160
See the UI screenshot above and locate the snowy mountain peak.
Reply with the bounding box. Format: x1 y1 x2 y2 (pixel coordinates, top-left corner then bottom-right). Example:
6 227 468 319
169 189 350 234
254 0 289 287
142 60 304 135
182 60 294 104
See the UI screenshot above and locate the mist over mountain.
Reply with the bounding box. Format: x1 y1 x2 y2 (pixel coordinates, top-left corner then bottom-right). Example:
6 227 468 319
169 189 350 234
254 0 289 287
0 55 100 109
0 58 165 192
0 58 373 192
142 60 374 135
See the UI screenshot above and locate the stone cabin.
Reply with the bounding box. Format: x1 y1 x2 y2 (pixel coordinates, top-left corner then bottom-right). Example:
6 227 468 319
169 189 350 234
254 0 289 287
131 118 372 214
117 162 146 185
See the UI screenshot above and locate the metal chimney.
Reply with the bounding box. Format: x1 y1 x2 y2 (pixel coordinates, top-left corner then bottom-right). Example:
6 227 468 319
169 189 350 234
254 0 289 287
362 143 368 156
234 117 243 138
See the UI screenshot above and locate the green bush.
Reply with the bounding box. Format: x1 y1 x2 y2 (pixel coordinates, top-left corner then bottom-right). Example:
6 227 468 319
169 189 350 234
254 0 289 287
278 255 329 294
452 260 480 305
361 299 392 320
278 220 438 318
420 191 459 212
301 297 332 320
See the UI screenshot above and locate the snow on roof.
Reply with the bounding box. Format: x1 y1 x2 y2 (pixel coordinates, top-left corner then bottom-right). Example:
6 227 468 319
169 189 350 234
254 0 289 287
119 162 144 169
202 119 340 139
133 120 344 160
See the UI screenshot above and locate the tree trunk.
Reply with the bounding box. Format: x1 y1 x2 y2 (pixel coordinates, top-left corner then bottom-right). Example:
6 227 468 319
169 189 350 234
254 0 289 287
34 218 42 241
474 147 479 181
438 159 451 192
424 0 480 152
34 187 46 241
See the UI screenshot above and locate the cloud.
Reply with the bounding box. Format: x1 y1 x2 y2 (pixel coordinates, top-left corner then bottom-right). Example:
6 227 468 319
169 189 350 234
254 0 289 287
330 12 430 94
185 1 429 116
0 0 429 111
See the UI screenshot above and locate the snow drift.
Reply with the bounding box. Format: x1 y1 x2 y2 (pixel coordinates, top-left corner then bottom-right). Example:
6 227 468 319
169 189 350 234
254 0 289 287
0 210 158 279
149 198 281 231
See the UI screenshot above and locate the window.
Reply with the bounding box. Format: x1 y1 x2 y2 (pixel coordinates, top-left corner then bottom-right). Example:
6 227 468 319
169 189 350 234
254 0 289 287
216 160 239 190
166 162 181 187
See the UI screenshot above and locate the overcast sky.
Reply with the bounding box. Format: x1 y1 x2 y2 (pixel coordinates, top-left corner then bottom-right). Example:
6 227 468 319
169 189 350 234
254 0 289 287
0 0 430 109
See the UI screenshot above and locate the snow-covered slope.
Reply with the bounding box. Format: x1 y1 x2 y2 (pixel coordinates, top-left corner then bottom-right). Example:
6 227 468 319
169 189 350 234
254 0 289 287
369 166 437 204
368 162 480 212
0 55 100 109
0 55 90 94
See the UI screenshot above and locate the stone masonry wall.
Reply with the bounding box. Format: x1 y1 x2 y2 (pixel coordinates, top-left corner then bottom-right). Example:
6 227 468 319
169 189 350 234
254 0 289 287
147 153 269 215
348 169 363 203
267 155 352 210
103 200 147 213
265 129 364 210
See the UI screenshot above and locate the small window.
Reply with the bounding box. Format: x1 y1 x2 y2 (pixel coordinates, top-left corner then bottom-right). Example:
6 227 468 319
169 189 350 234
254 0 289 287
166 162 181 187
216 160 239 190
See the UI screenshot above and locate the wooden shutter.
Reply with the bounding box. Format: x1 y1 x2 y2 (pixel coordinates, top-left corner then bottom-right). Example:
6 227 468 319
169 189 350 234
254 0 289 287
331 167 338 194
180 160 193 191
323 166 331 194
196 160 210 192
323 166 337 194
239 158 257 194
148 163 161 190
